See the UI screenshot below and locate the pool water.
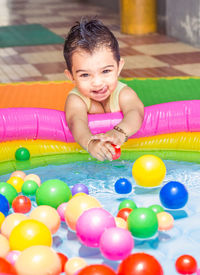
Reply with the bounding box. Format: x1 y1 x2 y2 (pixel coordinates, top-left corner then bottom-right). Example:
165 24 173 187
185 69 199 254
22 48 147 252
1 159 200 275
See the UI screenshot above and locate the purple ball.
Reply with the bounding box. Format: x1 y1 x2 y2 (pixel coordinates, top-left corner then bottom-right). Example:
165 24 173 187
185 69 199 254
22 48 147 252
76 207 116 247
71 183 89 196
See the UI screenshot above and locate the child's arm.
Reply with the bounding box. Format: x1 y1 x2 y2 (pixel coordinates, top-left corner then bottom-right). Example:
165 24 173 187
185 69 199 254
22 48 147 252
93 87 144 146
65 94 115 161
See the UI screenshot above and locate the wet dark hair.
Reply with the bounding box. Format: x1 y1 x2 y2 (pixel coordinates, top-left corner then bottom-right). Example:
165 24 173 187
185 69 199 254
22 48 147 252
63 18 120 73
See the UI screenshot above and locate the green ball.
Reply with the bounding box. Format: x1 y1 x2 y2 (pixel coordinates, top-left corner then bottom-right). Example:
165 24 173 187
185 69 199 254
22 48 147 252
118 199 137 211
15 147 30 161
22 180 39 196
36 179 72 209
0 182 18 206
148 204 164 214
127 207 158 238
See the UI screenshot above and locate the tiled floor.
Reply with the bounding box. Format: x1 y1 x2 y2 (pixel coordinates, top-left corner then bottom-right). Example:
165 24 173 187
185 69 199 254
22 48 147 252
1 0 200 83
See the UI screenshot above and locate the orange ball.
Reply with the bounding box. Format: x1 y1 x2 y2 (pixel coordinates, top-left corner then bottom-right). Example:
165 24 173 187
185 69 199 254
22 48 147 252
64 194 102 231
1 213 27 239
15 245 61 275
0 234 10 257
30 205 61 234
64 257 87 275
157 212 174 231
10 171 26 180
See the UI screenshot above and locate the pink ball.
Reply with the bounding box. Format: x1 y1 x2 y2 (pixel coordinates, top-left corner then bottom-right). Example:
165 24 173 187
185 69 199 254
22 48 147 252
6 250 21 265
76 208 116 247
197 269 200 275
99 227 134 261
57 202 67 222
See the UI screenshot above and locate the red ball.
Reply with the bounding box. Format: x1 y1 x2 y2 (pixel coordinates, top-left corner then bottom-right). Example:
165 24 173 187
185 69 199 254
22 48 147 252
117 253 163 275
57 252 68 272
12 195 32 213
175 255 198 274
111 144 121 160
117 208 133 221
77 264 116 275
0 257 17 275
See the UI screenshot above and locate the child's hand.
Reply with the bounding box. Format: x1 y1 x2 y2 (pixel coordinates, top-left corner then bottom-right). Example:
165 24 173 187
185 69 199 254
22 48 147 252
92 129 126 147
87 139 115 161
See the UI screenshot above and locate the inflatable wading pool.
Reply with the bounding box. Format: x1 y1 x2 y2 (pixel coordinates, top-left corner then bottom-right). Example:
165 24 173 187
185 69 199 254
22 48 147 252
0 77 200 275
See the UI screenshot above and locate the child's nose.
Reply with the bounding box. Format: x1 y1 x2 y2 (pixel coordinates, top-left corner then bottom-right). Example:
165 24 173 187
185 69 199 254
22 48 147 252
92 76 102 87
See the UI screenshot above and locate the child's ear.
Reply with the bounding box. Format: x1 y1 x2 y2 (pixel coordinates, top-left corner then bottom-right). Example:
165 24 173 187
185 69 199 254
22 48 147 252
64 69 74 82
118 58 125 76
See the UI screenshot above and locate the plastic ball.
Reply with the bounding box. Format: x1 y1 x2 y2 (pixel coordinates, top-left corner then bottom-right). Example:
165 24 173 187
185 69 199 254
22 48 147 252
24 174 41 186
114 217 128 229
0 234 10 257
132 155 166 188
175 254 198 274
29 205 61 234
0 212 5 228
117 207 133 221
57 252 68 273
22 180 39 196
114 178 132 194
157 212 174 231
99 227 134 261
0 257 17 275
111 144 121 160
118 253 163 275
10 170 26 180
36 179 72 209
0 193 9 216
6 250 21 266
76 208 116 247
0 182 18 206
57 202 67 222
148 204 164 214
78 264 116 275
9 219 52 251
118 199 137 211
65 194 102 231
7 176 24 193
15 147 30 161
159 181 188 209
71 183 89 196
15 245 61 275
12 195 32 214
1 213 27 239
64 257 87 275
127 207 158 239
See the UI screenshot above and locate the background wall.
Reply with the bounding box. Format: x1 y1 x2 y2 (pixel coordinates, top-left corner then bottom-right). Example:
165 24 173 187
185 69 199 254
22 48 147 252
81 0 200 47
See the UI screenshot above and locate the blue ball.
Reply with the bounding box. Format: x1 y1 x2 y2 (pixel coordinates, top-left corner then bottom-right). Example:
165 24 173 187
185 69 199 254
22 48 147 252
159 181 188 209
0 193 10 216
114 178 132 194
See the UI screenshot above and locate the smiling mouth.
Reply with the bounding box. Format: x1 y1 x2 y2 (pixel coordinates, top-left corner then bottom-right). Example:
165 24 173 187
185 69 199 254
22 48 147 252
92 86 107 95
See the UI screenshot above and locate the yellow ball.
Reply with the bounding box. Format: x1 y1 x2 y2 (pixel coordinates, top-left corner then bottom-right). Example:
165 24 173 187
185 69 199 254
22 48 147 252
132 155 166 188
7 176 24 192
9 219 52 251
64 194 102 231
0 212 5 228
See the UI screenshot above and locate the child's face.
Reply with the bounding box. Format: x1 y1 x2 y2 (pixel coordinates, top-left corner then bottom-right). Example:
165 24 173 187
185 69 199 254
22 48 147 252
65 46 124 102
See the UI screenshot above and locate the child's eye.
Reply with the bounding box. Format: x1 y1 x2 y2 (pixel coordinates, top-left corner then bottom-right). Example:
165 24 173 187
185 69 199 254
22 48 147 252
80 73 89 78
102 69 111 74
